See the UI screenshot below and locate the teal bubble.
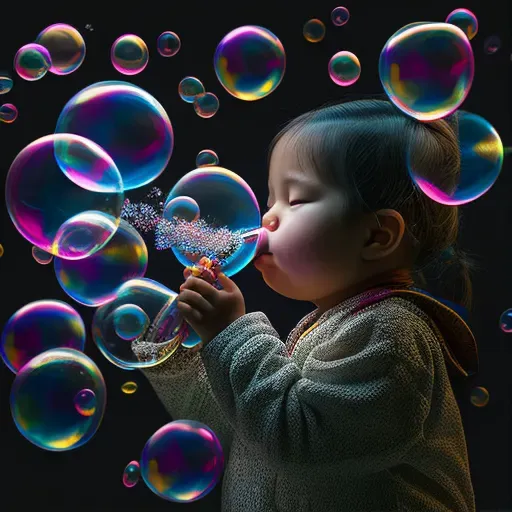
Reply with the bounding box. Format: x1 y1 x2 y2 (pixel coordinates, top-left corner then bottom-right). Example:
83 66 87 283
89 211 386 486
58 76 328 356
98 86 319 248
14 43 52 81
193 92 219 119
123 460 141 488
445 8 478 40
113 304 150 341
328 51 361 86
178 77 205 103
196 149 219 167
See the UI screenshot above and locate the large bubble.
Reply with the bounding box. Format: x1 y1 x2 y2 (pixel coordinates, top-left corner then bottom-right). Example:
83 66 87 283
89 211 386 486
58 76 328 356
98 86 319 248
5 133 124 259
10 348 106 451
213 25 286 101
35 23 86 75
55 81 173 190
1 300 86 373
140 420 224 503
14 43 52 81
445 8 478 40
111 34 149 75
408 111 503 205
54 219 148 306
379 22 474 121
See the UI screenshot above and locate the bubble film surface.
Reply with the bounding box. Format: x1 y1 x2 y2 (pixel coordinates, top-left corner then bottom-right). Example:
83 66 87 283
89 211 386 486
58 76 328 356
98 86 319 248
445 8 478 40
10 348 106 451
1 300 86 373
0 103 18 123
379 22 474 121
193 92 219 119
123 460 141 488
0 74 13 94
140 420 224 503
196 150 219 167
303 19 326 43
331 7 350 27
328 51 361 86
178 77 205 103
56 81 173 190
111 34 149 75
213 25 286 101
5 133 124 259
14 44 52 81
157 31 181 57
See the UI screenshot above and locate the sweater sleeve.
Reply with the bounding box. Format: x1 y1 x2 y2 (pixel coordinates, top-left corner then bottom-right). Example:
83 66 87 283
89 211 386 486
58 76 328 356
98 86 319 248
199 309 434 476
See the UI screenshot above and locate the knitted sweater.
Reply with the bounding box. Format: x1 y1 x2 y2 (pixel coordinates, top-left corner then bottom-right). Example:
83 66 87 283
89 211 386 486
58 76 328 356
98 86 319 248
141 286 478 511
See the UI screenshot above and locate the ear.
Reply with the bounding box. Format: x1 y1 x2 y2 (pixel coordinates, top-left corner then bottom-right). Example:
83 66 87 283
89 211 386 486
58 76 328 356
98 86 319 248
361 209 406 261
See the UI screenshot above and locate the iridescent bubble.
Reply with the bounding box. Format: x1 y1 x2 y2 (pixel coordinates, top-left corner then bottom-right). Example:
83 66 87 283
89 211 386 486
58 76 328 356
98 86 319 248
408 111 503 205
10 348 106 451
14 43 52 81
331 7 350 27
193 92 219 119
35 23 86 75
196 150 219 167
213 25 286 101
157 31 181 57
499 308 512 333
140 420 224 503
56 81 173 190
0 244 4 257
445 8 478 40
470 386 489 407
1 300 86 374
54 219 148 307
178 77 205 103
303 19 326 43
379 22 474 121
123 460 141 488
0 74 13 94
32 246 53 265
121 381 138 394
5 133 124 259
0 103 18 123
328 51 361 86
74 388 96 416
113 304 150 341
163 196 200 222
111 34 149 75
484 35 501 55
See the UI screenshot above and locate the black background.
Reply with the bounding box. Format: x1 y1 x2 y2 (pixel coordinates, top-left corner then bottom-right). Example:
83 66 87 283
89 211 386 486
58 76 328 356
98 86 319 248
0 1 510 510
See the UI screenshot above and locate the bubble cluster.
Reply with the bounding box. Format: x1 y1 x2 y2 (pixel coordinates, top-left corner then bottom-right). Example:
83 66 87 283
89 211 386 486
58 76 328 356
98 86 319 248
303 19 326 43
470 386 490 407
32 246 53 265
56 81 173 190
1 300 86 373
408 111 503 205
0 103 18 123
121 381 138 394
331 7 350 27
484 35 501 55
111 34 149 75
499 309 512 333
140 420 224 503
5 133 124 259
328 51 361 86
10 348 106 451
193 92 219 119
14 44 52 81
178 77 205 103
157 31 181 57
213 25 286 101
74 388 96 416
54 219 148 307
121 199 162 233
113 304 150 341
379 22 474 121
445 8 478 40
123 460 141 488
35 23 86 75
196 150 219 167
0 74 13 94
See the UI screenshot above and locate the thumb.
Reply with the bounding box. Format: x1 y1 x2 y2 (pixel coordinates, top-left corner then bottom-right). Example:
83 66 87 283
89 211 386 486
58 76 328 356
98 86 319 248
216 272 235 291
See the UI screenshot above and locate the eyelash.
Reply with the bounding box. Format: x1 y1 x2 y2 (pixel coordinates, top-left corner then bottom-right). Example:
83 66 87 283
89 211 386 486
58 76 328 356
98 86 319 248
264 200 307 213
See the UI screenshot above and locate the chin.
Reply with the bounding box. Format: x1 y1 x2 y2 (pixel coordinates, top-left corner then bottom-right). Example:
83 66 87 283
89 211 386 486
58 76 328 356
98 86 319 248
260 272 318 302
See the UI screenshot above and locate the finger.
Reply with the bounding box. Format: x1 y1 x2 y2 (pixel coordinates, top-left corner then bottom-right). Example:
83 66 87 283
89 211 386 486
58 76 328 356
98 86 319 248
216 272 235 292
180 277 219 304
177 289 216 314
176 301 203 327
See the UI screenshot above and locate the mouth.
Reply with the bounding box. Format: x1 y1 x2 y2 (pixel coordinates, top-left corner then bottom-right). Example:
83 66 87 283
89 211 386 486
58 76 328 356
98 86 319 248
253 251 275 267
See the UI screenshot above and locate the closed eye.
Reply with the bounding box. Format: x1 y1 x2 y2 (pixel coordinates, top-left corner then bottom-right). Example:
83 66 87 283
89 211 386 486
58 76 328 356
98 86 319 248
290 200 309 206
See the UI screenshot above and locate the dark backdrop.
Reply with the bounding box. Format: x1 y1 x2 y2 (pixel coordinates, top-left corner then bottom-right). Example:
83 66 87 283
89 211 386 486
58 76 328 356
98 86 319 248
0 1 510 510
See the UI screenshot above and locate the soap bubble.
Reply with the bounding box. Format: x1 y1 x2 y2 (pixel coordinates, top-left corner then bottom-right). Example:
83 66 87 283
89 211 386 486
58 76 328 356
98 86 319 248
196 150 219 167
74 388 96 416
113 304 150 341
163 196 200 223
140 420 224 503
213 25 286 101
35 23 86 75
10 348 106 451
56 81 173 190
193 92 219 119
1 300 86 373
32 246 53 265
499 308 512 333
178 77 205 103
0 103 18 123
470 386 489 407
0 74 13 94
408 111 503 205
445 8 478 40
484 35 501 55
123 460 141 488
121 381 138 394
0 244 4 257
303 19 326 43
379 22 474 121
331 7 350 27
5 133 124 259
14 43 51 81
111 34 149 75
328 51 361 86
54 219 148 307
157 31 181 57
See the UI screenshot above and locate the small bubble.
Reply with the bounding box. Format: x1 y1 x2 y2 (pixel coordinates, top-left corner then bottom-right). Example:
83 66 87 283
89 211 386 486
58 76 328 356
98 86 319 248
470 386 489 407
303 19 326 43
121 381 138 394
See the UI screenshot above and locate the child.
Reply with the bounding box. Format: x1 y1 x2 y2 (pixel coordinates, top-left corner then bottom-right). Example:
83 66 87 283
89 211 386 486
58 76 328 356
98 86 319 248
142 98 479 511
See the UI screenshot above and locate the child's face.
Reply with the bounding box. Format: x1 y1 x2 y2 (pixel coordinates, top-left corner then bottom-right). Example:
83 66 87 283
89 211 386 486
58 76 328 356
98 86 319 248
254 136 367 304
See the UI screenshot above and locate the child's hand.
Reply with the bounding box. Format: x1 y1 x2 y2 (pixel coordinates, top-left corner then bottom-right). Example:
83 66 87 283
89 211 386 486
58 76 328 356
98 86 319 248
176 271 246 346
